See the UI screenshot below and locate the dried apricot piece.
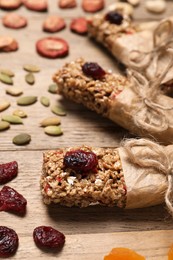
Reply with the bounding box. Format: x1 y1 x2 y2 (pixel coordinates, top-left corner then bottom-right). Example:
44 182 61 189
104 248 145 260
36 37 69 58
70 17 88 35
0 226 19 257
0 186 27 214
168 244 173 260
0 0 22 10
23 0 48 12
58 0 77 8
2 13 27 29
0 161 18 184
43 16 66 33
82 0 104 13
0 36 18 52
33 226 65 249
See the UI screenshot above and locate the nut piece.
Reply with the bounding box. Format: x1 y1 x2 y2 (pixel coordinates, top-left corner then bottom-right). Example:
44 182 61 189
36 37 69 59
82 0 104 13
43 16 66 33
23 0 48 12
145 0 166 14
0 0 22 10
2 13 27 29
58 0 77 8
107 2 134 16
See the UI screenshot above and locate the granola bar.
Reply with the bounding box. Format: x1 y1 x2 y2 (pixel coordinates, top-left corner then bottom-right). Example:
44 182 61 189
41 141 168 209
53 58 173 144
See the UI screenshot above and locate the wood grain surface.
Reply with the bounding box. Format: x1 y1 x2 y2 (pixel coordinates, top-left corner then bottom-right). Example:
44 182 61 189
0 0 173 259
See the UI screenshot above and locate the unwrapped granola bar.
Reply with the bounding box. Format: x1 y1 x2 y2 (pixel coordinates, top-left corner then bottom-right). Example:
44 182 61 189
53 58 173 144
41 139 171 211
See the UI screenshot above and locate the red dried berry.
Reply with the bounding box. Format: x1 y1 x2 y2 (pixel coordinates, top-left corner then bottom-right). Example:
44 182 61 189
63 149 98 173
105 11 124 25
33 226 65 249
0 226 19 257
43 16 66 33
0 186 27 214
0 161 18 184
2 13 27 29
82 62 106 80
82 0 104 13
36 37 69 59
70 17 88 35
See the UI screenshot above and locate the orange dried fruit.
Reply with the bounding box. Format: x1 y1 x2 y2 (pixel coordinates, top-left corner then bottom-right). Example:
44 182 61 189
168 244 173 260
104 248 145 260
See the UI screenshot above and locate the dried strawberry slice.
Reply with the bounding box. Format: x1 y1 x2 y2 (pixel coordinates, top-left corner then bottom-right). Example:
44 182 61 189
82 0 104 13
0 226 19 257
0 0 22 10
43 16 66 33
23 0 48 12
33 226 65 249
58 0 77 8
0 186 27 214
2 13 27 29
70 17 88 35
36 37 69 58
0 161 18 184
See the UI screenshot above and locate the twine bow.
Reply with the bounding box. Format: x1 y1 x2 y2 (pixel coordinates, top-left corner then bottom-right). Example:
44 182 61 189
127 19 173 133
123 138 173 216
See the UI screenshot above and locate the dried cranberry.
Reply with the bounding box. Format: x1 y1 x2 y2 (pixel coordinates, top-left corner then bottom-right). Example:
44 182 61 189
33 226 65 249
0 186 27 214
0 226 19 257
0 161 18 184
82 62 106 80
105 11 123 25
63 149 98 173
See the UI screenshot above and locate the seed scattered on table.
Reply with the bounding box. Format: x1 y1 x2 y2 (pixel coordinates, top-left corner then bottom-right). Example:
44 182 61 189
2 115 23 124
40 116 61 127
0 100 10 112
25 73 35 85
13 133 31 145
145 0 166 13
48 83 58 94
40 96 50 107
6 86 23 96
44 125 63 136
23 64 40 73
0 121 10 131
0 69 14 77
0 73 13 85
51 105 66 116
13 109 27 118
17 96 37 106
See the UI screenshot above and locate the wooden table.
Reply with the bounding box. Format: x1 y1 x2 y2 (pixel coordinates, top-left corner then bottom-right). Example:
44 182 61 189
1 1 173 259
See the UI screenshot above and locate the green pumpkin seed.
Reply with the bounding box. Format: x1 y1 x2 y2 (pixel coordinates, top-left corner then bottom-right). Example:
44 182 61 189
13 109 27 118
48 84 58 94
44 126 63 136
0 73 13 85
6 86 23 96
2 115 23 124
40 117 61 127
40 96 50 107
0 121 10 131
51 105 66 116
0 100 10 112
23 64 40 73
0 69 15 77
13 133 31 145
17 96 37 106
25 73 35 85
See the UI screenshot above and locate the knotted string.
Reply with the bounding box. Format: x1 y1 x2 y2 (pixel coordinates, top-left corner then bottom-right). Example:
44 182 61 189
123 138 173 216
127 19 173 133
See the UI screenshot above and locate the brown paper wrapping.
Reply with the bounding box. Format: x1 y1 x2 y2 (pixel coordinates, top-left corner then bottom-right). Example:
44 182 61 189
107 87 173 144
118 147 167 209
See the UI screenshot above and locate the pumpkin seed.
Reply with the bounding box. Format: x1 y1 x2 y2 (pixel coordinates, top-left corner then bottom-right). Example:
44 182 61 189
13 109 27 118
0 69 15 77
51 105 66 116
48 84 58 94
23 64 40 73
40 96 50 107
0 73 13 85
17 96 37 106
6 86 23 96
13 133 31 145
0 121 10 131
0 100 10 112
2 115 23 124
44 126 63 136
40 117 61 127
25 73 35 85
145 0 166 13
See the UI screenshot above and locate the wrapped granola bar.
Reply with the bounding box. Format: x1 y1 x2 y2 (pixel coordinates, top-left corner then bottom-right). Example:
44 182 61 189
41 139 172 212
88 12 173 86
53 57 173 144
